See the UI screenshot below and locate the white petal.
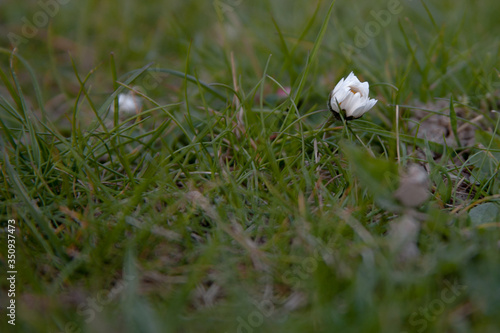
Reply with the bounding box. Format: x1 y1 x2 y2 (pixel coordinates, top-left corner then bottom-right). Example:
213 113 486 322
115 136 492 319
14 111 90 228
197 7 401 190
358 81 369 97
344 93 363 117
338 92 354 110
332 77 347 95
364 80 370 92
329 90 344 112
331 88 349 105
329 97 341 112
351 98 377 118
345 72 357 85
349 105 366 118
365 98 377 111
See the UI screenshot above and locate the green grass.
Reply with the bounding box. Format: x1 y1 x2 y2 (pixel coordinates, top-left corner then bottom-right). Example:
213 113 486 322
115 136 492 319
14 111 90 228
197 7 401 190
1 0 500 332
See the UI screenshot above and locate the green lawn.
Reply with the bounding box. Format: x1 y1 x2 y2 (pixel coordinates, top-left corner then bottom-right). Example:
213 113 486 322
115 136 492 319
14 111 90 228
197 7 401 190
1 0 500 332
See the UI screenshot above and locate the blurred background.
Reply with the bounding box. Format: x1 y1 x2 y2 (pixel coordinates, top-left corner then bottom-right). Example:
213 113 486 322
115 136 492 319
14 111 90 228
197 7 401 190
1 0 500 332
1 0 499 113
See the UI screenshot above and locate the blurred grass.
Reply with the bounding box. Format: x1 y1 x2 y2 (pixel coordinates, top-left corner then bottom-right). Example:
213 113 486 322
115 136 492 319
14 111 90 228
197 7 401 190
1 0 500 332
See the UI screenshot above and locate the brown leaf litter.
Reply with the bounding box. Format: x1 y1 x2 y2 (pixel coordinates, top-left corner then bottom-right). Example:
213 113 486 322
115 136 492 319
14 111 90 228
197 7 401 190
404 99 485 205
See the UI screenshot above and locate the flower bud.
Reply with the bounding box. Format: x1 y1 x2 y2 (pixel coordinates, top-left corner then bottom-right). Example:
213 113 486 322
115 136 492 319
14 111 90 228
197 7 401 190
328 72 377 120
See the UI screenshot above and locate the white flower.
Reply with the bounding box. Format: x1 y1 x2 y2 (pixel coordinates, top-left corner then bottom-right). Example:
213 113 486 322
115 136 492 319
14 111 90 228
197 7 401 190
110 92 142 117
328 72 377 119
